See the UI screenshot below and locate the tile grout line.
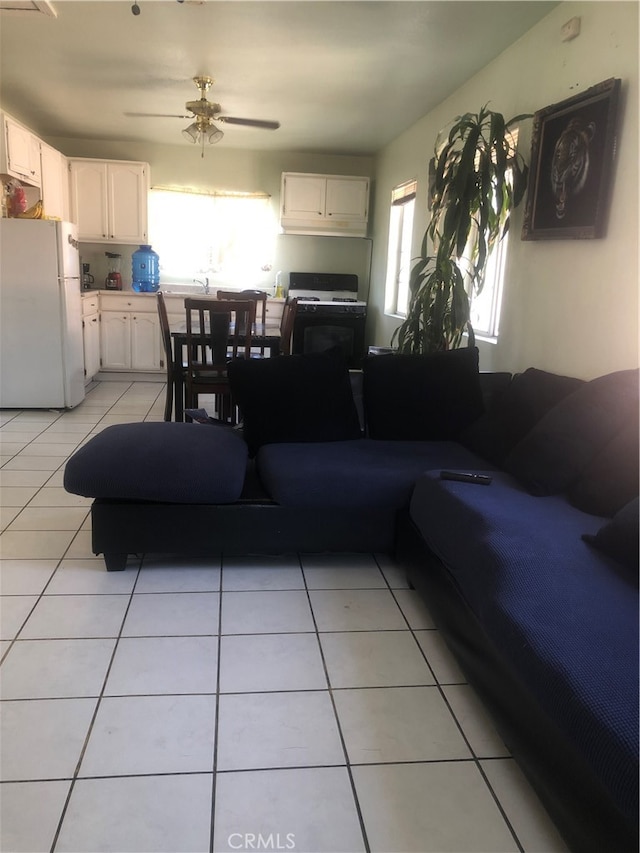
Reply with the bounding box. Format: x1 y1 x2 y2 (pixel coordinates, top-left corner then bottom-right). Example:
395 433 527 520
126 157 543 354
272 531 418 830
46 553 144 853
299 554 372 853
208 552 225 853
43 384 153 853
385 569 526 853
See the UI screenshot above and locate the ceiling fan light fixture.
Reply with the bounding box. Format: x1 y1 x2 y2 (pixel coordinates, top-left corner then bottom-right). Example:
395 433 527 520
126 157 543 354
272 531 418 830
205 123 223 144
181 121 200 143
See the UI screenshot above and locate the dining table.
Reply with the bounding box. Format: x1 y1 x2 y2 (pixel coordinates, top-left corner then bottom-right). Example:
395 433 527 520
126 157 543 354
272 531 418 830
169 320 281 422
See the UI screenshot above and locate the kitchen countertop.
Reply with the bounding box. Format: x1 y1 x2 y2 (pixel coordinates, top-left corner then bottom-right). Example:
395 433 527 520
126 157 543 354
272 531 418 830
90 290 285 300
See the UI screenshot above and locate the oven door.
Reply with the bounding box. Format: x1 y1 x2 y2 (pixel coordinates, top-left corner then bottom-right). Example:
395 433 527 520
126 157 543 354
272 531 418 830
292 312 366 369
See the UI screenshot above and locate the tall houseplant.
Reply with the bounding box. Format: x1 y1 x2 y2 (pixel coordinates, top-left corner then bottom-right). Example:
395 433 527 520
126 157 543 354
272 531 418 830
392 105 530 353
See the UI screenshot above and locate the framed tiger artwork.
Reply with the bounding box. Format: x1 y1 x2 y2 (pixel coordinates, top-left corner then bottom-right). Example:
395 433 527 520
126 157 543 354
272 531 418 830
522 77 621 240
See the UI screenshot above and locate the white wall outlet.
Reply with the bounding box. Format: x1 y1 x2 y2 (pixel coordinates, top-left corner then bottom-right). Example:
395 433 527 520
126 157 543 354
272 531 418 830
561 16 581 42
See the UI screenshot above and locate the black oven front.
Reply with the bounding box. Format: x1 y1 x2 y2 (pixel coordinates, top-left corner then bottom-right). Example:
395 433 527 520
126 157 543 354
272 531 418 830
292 307 367 369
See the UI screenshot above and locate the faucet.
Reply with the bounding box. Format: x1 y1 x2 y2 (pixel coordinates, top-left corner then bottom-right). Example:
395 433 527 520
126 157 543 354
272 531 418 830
194 276 210 295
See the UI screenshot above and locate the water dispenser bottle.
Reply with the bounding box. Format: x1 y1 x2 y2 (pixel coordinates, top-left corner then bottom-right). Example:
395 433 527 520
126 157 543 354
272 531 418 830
131 244 160 293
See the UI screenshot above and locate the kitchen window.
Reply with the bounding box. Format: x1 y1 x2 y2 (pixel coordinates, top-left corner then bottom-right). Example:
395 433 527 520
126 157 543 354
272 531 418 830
148 188 277 286
384 179 416 317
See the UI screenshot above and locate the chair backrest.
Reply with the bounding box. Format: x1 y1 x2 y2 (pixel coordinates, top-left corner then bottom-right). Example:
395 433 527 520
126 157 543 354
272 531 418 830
217 289 267 327
157 291 172 361
279 297 298 356
184 298 256 368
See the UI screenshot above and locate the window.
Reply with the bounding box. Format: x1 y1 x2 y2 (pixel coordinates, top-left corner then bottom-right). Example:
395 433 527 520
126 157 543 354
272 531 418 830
467 128 520 340
384 179 416 317
148 188 277 286
469 229 508 339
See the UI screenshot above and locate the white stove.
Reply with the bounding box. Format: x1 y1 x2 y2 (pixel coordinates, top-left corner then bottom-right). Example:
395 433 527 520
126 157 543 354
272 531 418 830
288 272 367 314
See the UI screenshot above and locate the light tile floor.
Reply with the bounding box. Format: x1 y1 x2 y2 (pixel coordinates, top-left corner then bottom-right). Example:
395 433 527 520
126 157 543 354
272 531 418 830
0 381 569 853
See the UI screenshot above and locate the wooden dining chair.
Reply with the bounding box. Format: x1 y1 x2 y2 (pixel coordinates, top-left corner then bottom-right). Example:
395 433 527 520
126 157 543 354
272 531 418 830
217 289 268 356
279 297 299 355
184 297 256 423
157 292 187 421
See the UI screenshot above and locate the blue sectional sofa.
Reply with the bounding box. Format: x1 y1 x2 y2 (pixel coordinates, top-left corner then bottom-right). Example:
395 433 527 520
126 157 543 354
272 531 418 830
64 348 638 852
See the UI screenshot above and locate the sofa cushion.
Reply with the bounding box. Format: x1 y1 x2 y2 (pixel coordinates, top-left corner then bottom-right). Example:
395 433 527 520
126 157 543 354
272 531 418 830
567 414 639 518
583 497 639 574
409 471 639 825
460 368 584 464
228 349 362 456
504 368 639 495
257 439 493 508
362 347 484 440
63 422 248 504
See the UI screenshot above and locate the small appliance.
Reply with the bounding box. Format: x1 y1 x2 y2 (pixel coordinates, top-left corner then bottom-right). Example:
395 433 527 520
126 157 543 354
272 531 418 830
82 263 95 289
105 252 123 290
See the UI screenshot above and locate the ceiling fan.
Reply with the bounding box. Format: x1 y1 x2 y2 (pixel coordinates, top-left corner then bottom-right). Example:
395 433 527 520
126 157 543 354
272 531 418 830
126 76 280 153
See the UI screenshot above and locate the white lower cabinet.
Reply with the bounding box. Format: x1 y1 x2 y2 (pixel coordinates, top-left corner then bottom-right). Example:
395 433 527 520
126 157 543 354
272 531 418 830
97 291 280 374
131 313 160 370
82 294 101 383
83 312 101 382
99 294 161 371
100 312 131 370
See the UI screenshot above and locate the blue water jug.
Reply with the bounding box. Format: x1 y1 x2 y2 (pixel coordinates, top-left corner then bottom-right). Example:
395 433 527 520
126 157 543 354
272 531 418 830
131 244 160 292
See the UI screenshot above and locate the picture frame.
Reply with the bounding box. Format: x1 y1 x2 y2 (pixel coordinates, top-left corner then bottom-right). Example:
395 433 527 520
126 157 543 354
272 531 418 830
521 77 621 240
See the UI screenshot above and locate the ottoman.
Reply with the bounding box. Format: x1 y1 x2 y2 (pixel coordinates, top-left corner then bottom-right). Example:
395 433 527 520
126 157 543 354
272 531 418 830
64 421 249 570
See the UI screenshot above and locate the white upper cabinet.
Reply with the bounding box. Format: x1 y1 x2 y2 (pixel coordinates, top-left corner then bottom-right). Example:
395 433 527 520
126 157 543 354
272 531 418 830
40 142 69 221
281 174 326 219
1 114 42 186
69 158 149 243
280 172 369 237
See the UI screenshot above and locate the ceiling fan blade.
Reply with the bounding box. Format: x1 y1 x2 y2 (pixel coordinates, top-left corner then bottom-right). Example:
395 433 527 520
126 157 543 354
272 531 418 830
217 116 280 130
124 112 191 119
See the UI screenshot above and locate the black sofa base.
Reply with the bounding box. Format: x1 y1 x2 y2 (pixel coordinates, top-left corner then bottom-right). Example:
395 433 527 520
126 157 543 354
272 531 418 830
91 498 397 570
395 511 637 853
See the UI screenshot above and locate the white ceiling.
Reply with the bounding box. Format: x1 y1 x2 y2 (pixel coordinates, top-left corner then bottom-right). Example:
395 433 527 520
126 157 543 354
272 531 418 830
0 0 557 155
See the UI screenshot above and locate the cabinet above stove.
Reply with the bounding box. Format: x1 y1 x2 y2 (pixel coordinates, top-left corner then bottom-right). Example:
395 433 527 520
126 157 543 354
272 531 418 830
280 172 369 238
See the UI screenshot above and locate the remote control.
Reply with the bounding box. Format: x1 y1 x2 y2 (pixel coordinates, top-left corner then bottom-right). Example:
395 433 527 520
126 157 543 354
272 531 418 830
440 471 493 485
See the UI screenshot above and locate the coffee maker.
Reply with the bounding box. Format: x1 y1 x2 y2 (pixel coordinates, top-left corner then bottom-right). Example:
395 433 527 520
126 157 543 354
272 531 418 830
105 252 123 290
82 263 95 290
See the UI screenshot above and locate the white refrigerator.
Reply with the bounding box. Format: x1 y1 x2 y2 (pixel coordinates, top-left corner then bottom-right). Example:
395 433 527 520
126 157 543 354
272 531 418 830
0 219 85 409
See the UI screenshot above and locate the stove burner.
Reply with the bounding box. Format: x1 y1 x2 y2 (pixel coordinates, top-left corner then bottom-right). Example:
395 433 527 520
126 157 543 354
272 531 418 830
332 297 357 303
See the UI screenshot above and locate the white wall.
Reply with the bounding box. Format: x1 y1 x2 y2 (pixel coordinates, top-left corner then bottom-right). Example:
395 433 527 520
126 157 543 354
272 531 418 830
369 1 639 379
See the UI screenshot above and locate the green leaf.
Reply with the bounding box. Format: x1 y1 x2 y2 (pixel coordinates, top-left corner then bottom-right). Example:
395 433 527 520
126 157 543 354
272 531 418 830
393 104 530 354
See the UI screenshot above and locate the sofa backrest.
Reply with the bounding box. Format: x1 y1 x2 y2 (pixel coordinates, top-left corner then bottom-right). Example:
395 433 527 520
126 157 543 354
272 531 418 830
459 368 585 465
362 348 485 440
